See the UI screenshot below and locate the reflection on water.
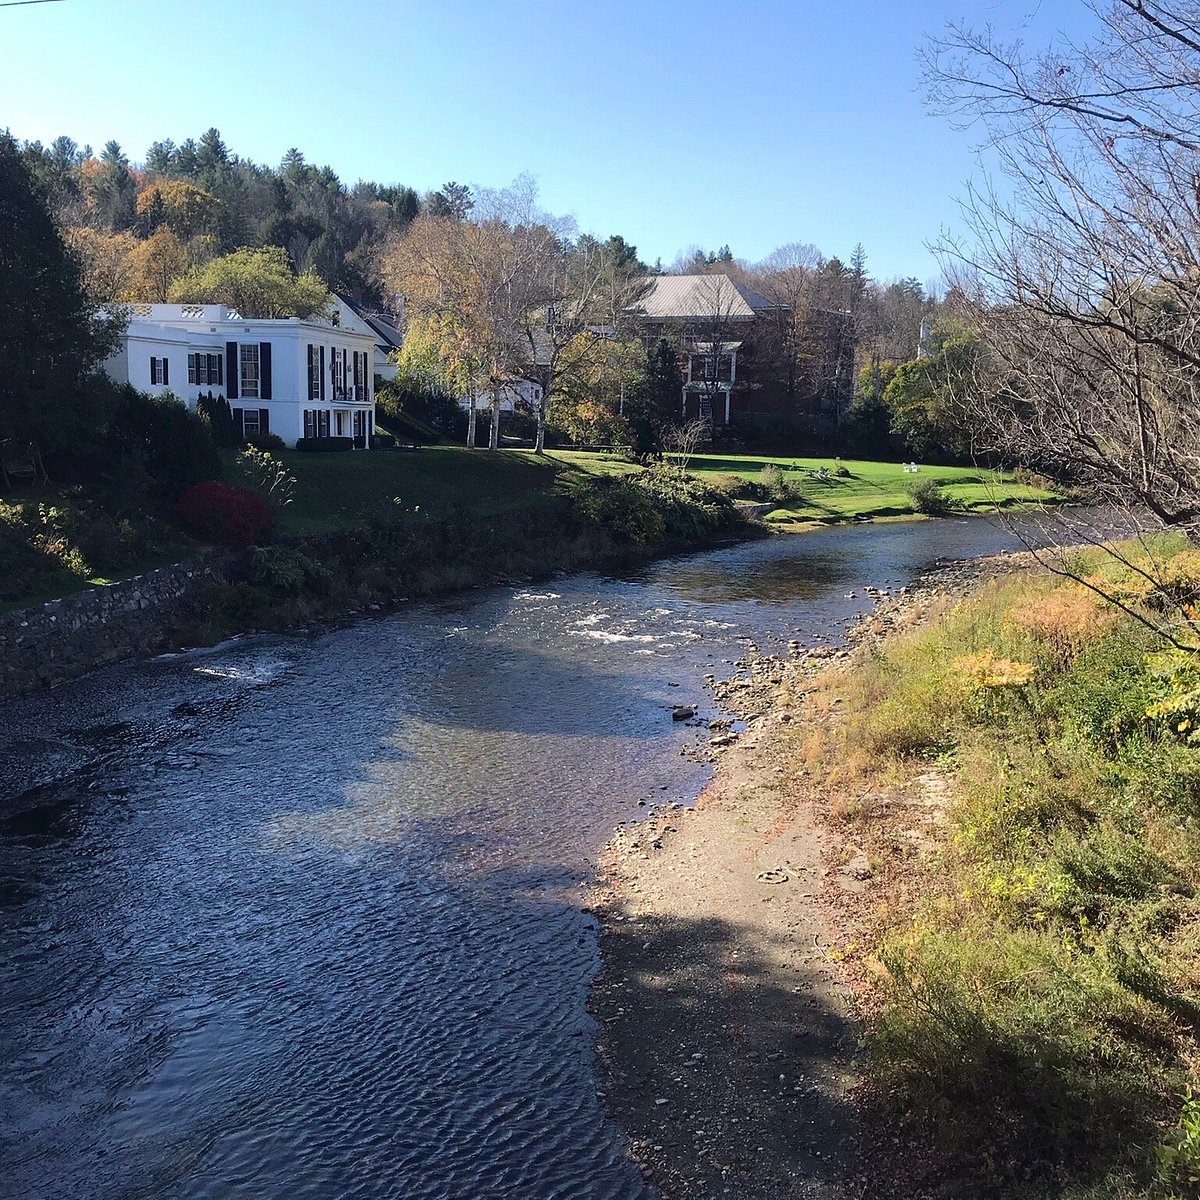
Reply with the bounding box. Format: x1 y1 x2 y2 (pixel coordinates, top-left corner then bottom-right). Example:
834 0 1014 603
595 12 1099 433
645 549 854 603
0 514 1048 1200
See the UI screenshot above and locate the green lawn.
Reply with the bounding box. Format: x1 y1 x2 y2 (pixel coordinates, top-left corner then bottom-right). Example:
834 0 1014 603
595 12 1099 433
265 445 640 535
674 453 1059 526
263 447 1058 535
1 447 1061 611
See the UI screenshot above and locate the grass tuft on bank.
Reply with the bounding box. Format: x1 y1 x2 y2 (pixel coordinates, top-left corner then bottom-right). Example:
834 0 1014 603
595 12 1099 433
797 536 1200 1197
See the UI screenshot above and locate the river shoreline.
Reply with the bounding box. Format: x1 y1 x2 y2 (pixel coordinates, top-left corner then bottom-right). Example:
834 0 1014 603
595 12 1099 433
588 549 1027 1198
0 505 762 702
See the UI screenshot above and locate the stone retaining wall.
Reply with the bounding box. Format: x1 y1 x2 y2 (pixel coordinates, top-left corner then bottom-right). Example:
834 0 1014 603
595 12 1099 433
0 555 234 701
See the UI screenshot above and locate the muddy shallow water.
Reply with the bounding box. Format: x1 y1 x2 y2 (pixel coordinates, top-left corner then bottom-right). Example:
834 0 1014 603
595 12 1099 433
0 516 1061 1199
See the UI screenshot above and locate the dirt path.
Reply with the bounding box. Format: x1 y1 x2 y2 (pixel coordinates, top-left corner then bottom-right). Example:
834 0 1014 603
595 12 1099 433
589 555 1020 1199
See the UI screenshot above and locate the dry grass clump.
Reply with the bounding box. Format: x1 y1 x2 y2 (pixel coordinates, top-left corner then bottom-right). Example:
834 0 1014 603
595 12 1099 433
1008 584 1118 667
792 546 1200 1197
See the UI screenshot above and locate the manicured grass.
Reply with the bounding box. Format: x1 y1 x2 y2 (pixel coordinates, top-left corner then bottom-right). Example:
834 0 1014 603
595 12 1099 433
271 448 1057 537
265 446 641 535
675 453 1059 525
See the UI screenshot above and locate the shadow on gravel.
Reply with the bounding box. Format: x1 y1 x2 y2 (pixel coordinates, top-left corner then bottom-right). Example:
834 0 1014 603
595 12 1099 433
593 898 859 1200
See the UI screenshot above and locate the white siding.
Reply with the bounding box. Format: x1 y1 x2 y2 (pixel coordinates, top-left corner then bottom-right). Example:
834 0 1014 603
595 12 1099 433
107 307 377 448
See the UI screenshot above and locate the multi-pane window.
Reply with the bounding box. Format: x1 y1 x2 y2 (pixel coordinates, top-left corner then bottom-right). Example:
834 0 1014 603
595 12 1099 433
332 348 346 399
242 409 261 436
189 353 222 386
309 348 321 401
304 410 316 439
239 344 260 398
149 356 169 385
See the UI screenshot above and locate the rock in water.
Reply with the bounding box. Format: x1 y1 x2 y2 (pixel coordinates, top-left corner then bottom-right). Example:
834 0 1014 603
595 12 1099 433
672 705 696 721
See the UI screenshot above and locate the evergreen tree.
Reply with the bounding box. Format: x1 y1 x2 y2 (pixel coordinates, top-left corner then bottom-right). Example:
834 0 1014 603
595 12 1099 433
0 134 120 451
624 339 680 457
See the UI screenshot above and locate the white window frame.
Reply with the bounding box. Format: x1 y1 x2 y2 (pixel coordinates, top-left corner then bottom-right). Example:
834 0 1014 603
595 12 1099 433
309 349 321 401
332 347 346 399
242 409 261 436
240 344 260 399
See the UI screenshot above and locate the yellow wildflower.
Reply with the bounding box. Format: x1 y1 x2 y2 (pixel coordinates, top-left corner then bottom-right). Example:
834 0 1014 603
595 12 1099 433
952 648 1036 689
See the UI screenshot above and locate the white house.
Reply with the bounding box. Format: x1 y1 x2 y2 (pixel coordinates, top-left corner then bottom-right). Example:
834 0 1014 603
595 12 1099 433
457 378 544 415
329 294 404 383
104 302 378 447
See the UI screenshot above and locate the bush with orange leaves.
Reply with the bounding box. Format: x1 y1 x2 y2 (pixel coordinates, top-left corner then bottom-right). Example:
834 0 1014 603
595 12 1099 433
1007 586 1117 668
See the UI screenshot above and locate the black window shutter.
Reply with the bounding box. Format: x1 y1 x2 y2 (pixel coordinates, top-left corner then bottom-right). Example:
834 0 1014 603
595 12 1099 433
319 346 326 400
259 342 272 399
162 357 169 386
259 408 270 435
232 407 245 440
307 345 314 400
226 342 239 399
217 354 224 386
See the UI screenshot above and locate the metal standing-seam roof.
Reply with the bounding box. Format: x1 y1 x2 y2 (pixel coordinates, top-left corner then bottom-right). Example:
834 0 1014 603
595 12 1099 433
634 274 777 321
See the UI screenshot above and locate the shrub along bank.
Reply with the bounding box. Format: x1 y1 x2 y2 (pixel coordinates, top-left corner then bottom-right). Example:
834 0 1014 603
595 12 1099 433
793 538 1200 1198
196 466 748 639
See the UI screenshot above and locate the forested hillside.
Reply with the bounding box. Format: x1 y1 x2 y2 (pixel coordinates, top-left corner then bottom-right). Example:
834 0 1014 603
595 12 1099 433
16 128 436 307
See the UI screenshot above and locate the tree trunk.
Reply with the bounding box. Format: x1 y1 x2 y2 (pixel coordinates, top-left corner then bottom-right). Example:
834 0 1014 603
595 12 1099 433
489 392 500 451
466 400 477 448
535 398 545 455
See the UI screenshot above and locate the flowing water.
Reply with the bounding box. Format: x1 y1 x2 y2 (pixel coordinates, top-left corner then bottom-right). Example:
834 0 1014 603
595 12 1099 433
0 516 1057 1199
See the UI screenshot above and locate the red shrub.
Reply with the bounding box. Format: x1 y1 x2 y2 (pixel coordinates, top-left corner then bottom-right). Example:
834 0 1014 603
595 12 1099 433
178 480 274 547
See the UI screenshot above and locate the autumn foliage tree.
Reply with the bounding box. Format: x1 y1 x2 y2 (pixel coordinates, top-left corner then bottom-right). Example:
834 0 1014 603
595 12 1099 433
385 181 559 451
135 179 221 238
169 246 328 318
125 227 189 301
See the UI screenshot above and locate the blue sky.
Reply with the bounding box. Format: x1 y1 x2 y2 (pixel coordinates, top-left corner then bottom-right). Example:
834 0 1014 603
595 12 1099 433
1 0 1099 285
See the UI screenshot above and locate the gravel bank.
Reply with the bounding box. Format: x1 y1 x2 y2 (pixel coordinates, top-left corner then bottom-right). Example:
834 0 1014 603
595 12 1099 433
588 550 1028 1198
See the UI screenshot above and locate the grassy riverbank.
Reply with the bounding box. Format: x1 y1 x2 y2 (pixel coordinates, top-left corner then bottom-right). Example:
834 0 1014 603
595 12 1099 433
594 537 1200 1198
675 453 1057 526
271 446 641 534
0 446 1054 613
793 539 1200 1196
0 448 642 608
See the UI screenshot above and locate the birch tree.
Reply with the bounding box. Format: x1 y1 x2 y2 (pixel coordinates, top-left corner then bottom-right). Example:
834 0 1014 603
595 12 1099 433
386 180 557 451
924 1 1200 536
520 234 650 453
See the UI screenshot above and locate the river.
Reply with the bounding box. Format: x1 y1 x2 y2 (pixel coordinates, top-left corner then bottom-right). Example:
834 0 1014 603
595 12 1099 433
0 516 1051 1199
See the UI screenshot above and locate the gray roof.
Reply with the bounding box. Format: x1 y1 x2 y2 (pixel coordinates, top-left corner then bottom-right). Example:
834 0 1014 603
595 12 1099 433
363 312 404 350
634 274 777 321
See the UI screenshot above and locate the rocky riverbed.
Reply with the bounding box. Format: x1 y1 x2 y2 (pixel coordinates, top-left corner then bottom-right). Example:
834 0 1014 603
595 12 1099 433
587 550 1026 1199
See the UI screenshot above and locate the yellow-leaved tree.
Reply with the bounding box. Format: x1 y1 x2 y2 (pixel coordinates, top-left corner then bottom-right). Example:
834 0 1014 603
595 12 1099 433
169 246 328 318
